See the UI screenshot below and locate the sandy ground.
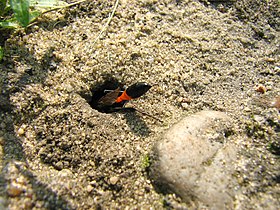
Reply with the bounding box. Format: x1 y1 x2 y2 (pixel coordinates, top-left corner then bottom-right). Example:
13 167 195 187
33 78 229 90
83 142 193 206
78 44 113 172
0 0 279 209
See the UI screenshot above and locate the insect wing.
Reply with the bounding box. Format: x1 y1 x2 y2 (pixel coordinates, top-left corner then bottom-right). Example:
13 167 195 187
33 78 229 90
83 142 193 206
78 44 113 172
98 88 120 106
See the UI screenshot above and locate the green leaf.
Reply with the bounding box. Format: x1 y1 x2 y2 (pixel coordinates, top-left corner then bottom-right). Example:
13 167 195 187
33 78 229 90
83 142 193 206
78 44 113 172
30 0 68 9
10 0 30 27
0 0 7 15
0 46 3 61
0 17 20 28
29 10 40 22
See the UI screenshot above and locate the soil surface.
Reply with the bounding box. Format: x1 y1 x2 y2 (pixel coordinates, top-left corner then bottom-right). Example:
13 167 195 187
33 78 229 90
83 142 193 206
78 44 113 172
0 0 279 209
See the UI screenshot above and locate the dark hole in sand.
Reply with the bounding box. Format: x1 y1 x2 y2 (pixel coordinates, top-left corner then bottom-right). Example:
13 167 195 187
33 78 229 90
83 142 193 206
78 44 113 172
88 78 137 113
87 77 151 136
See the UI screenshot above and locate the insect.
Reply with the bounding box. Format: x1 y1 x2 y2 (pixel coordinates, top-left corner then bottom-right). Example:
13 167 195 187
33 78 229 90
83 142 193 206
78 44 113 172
96 82 152 112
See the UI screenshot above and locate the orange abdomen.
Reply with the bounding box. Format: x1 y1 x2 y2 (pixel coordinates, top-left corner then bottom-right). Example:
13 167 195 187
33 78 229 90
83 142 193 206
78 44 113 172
115 90 132 103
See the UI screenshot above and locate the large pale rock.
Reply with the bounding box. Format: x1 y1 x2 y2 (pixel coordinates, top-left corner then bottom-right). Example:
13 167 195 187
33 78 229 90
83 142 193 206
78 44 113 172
151 111 238 209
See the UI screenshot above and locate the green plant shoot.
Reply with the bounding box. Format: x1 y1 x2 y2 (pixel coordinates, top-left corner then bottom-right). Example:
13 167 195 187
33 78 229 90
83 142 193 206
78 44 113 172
10 0 30 27
0 46 3 61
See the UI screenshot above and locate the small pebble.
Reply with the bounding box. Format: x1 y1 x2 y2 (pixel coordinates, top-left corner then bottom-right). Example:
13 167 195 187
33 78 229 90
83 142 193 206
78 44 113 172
7 185 23 197
86 185 94 193
55 161 63 170
109 176 119 185
244 107 251 112
58 169 73 177
271 96 280 109
181 103 188 109
18 128 25 136
264 57 275 63
255 85 266 94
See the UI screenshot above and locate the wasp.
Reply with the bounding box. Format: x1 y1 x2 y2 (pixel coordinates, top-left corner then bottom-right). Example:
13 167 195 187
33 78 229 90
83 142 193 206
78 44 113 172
95 82 152 113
